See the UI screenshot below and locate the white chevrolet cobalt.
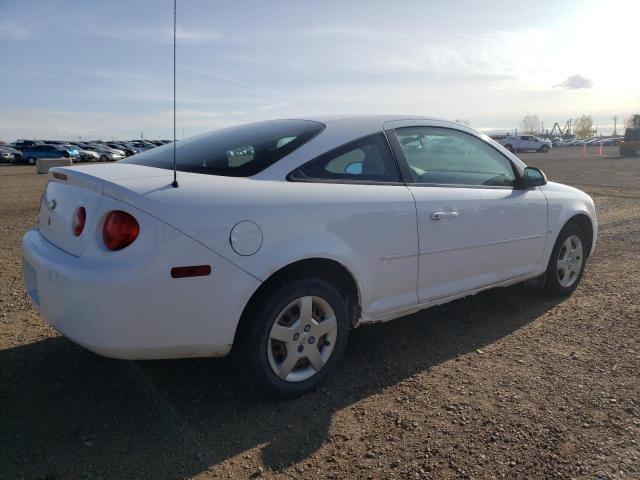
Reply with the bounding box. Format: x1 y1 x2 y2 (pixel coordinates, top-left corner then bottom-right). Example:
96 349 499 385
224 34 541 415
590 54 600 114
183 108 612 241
22 116 597 397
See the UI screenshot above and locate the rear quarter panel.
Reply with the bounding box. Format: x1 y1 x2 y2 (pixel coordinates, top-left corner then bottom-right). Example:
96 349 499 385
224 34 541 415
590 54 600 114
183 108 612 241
105 175 420 322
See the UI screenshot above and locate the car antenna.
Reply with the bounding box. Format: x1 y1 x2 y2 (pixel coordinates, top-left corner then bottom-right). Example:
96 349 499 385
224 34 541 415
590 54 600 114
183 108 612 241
171 0 179 188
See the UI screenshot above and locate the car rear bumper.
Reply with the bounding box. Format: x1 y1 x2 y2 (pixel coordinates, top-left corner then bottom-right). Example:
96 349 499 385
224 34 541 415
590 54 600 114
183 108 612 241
22 228 260 360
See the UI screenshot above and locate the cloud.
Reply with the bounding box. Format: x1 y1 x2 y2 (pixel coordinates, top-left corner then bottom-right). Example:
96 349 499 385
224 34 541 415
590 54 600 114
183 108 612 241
93 25 220 44
257 102 292 110
554 74 594 89
175 27 221 43
186 67 255 89
0 21 29 41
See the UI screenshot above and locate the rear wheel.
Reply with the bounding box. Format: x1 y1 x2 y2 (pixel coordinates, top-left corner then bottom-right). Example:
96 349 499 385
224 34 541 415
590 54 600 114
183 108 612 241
100 155 108 162
544 223 588 297
27 157 36 165
539 144 550 153
235 278 349 397
504 144 514 152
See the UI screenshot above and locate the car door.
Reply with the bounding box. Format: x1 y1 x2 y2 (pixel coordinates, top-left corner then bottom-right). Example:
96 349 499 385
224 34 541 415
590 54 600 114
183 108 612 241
385 121 548 303
32 145 45 158
287 132 419 320
517 135 529 150
531 137 542 150
43 145 56 158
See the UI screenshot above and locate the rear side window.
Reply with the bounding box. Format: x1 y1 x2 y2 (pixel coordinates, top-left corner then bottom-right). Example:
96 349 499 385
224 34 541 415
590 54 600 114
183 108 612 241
121 120 324 177
289 133 400 183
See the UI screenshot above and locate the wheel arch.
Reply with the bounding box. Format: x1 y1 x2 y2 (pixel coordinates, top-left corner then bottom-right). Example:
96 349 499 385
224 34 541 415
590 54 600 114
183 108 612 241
564 213 594 258
234 257 362 344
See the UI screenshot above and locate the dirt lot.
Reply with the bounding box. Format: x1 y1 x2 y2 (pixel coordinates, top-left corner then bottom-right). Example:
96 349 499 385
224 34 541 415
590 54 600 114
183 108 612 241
1 146 638 479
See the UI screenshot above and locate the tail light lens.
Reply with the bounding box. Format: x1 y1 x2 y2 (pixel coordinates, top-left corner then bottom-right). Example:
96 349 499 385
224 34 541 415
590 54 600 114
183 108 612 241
103 211 139 250
72 207 86 236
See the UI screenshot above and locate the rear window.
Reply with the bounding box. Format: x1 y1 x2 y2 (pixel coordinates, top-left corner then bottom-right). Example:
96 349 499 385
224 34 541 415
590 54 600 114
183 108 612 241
121 119 325 177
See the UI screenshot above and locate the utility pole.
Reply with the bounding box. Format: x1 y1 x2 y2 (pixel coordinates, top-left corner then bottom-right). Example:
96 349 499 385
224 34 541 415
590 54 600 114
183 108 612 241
612 116 617 137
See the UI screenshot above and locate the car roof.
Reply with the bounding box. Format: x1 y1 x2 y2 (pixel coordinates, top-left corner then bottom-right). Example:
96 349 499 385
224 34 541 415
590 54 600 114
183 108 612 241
293 114 441 127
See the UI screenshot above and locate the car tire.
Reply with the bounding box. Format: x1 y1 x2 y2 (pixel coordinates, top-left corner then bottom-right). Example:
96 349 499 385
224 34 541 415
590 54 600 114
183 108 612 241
544 223 588 297
539 145 549 153
100 155 108 162
235 277 349 398
27 157 36 165
620 148 634 157
504 144 514 152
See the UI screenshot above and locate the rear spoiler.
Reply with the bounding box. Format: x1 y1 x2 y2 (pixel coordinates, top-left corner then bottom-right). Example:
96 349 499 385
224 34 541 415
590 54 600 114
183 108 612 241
49 167 103 194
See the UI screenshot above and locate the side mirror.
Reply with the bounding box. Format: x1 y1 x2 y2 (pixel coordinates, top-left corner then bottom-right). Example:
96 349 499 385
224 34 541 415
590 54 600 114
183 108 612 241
522 166 547 188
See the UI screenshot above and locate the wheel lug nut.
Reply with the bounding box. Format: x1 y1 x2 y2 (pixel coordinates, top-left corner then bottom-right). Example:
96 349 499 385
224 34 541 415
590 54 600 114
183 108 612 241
293 333 299 341
308 336 315 344
304 325 311 332
297 345 304 353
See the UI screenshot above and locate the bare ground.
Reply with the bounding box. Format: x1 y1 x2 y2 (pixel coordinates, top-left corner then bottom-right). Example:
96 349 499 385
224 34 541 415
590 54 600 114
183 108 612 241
1 146 638 479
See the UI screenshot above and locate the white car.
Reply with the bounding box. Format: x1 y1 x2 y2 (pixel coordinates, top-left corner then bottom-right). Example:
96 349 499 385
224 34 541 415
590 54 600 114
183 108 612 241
498 135 552 153
22 116 597 397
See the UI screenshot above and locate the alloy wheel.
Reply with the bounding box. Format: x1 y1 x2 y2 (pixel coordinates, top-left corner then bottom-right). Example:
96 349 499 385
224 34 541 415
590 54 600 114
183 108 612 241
557 234 583 287
267 296 338 382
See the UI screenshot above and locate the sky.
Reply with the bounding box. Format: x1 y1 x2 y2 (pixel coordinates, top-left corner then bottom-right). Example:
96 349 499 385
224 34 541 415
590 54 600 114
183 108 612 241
1 0 639 141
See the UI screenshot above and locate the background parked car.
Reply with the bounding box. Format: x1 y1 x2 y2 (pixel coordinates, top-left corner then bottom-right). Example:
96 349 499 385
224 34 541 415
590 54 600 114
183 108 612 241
104 142 139 157
127 141 158 151
13 139 44 151
619 128 640 157
498 135 552 152
21 144 80 165
83 144 125 161
62 144 99 162
0 145 22 163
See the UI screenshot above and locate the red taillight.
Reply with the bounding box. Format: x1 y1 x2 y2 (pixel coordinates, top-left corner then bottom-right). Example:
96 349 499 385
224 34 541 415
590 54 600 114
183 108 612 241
103 211 139 251
72 207 86 236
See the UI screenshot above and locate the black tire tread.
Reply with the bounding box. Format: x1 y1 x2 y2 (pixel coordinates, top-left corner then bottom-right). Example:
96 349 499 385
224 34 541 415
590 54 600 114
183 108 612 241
544 222 588 297
233 277 349 398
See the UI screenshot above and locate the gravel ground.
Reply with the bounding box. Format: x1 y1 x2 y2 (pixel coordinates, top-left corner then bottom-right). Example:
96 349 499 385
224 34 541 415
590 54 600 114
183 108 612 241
1 146 638 480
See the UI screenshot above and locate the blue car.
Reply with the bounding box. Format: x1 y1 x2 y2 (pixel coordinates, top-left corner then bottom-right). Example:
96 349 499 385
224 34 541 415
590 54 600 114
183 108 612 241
21 144 80 165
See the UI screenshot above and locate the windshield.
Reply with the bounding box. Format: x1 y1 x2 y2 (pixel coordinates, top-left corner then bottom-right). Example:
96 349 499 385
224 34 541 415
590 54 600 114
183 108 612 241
121 119 324 177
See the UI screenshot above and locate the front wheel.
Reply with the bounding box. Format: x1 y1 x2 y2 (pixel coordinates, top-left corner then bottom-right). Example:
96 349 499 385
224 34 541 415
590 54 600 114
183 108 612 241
504 144 514 152
539 145 550 153
544 223 588 297
27 157 36 165
100 155 108 162
235 278 349 397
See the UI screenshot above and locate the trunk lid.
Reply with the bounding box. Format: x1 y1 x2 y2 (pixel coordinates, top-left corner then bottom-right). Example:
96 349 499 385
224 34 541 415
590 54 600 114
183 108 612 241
37 164 173 256
38 172 104 257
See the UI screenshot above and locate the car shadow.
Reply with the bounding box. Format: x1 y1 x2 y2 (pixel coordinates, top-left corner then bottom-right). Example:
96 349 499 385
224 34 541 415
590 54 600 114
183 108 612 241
1 283 563 479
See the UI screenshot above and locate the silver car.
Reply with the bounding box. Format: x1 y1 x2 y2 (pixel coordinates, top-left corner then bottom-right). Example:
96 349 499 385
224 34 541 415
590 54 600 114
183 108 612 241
85 144 125 162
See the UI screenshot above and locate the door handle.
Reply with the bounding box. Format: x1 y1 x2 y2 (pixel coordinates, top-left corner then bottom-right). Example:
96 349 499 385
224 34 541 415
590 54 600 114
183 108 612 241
431 211 459 220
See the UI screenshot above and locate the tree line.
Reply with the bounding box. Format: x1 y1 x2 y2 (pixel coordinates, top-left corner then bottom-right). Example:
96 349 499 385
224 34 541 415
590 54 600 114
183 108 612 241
518 114 639 138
